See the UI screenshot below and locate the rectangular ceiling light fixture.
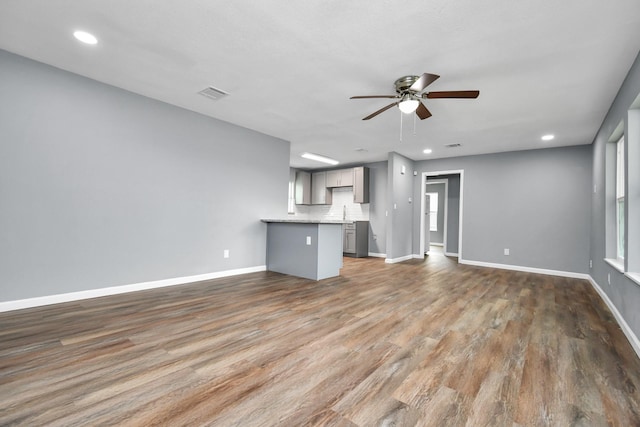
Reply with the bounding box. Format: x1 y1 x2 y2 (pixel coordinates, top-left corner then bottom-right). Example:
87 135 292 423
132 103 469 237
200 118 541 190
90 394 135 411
301 152 339 165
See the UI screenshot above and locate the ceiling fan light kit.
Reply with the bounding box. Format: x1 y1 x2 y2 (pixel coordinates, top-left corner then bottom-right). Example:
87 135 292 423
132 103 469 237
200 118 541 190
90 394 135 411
350 73 479 121
398 94 419 114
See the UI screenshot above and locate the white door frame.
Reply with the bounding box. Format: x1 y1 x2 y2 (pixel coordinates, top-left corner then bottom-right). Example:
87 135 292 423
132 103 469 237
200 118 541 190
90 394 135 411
425 179 449 252
419 169 464 260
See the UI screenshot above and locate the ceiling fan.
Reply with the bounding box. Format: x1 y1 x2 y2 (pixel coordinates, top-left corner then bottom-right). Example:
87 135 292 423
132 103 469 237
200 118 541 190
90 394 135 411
350 73 479 120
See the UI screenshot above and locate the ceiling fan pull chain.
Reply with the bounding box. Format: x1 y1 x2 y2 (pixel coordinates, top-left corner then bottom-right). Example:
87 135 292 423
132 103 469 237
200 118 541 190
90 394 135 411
413 112 417 135
399 110 403 143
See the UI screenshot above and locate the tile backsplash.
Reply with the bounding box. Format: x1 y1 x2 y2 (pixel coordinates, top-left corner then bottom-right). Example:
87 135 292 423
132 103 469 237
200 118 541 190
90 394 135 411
292 187 370 221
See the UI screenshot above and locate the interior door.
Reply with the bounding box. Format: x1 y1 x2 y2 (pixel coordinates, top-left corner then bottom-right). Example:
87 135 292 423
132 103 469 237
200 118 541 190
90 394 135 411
424 195 431 255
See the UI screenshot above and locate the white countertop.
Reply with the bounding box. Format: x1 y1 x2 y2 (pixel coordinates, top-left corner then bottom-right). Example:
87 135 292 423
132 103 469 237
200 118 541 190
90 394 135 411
261 219 352 224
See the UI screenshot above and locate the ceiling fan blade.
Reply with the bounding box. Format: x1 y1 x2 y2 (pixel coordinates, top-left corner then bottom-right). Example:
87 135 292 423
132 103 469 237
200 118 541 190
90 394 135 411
410 73 440 92
424 90 480 99
415 102 432 120
350 95 398 99
362 102 398 120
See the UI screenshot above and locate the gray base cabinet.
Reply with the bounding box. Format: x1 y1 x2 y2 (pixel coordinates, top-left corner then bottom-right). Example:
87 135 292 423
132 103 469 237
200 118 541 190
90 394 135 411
343 221 369 257
265 221 343 280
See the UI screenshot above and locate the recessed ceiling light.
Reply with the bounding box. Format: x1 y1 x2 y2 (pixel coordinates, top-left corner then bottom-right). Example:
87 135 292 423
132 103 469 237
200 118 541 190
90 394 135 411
541 134 555 141
301 152 339 165
73 30 98 45
423 149 433 154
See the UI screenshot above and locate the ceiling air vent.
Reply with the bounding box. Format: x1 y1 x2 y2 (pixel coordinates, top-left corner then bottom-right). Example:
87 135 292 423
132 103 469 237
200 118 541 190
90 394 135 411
198 86 229 101
445 143 462 148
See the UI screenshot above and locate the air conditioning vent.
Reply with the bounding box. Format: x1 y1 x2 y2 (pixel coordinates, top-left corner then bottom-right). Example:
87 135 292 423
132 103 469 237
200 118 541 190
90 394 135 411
445 143 462 148
198 86 229 101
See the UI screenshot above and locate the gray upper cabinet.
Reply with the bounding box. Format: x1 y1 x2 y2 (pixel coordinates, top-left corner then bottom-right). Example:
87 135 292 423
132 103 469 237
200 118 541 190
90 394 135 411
311 171 332 205
353 166 370 203
326 169 353 187
295 170 311 205
298 166 369 205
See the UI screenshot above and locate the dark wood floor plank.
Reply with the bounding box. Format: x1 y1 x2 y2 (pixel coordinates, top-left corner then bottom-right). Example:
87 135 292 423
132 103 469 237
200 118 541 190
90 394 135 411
2 249 640 426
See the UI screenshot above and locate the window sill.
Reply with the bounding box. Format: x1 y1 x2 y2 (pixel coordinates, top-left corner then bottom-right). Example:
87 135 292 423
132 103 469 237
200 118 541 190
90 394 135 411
626 272 640 287
604 258 625 273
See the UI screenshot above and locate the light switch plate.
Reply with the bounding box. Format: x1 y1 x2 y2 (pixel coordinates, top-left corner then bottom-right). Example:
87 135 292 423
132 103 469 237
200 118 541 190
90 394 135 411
306 236 311 245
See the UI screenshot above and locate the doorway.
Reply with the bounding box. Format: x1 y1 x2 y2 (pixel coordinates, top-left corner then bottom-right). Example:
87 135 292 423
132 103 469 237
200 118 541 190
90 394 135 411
425 180 448 253
419 170 464 259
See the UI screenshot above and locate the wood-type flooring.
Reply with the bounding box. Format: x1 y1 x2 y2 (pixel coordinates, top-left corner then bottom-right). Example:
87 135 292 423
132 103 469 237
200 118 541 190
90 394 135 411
2 251 640 426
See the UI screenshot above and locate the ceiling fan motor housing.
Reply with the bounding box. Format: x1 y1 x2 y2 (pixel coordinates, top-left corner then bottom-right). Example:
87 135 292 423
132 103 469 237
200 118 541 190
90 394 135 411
394 75 420 94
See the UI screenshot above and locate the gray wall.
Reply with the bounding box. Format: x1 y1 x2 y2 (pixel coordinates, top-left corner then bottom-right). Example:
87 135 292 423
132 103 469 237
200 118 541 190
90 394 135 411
387 152 415 260
0 50 290 301
365 161 387 255
590 50 640 337
414 145 592 274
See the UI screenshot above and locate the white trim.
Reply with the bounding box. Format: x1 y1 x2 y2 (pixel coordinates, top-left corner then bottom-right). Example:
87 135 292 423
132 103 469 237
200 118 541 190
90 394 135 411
385 254 415 264
420 170 464 262
458 170 464 262
368 252 387 258
412 253 424 259
444 252 459 257
430 242 444 247
588 275 640 359
604 257 625 273
626 272 640 287
459 259 590 280
0 266 267 313
419 177 427 257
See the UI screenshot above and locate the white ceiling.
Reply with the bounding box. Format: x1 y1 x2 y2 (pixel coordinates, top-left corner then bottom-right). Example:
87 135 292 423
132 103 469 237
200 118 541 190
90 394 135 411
1 1 640 169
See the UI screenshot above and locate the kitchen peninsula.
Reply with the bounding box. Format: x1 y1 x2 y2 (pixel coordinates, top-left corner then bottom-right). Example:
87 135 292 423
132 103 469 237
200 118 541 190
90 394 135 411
261 219 347 280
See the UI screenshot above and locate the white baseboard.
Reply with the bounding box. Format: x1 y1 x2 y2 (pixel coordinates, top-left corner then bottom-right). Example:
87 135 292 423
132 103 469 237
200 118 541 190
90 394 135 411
444 252 459 257
430 242 444 247
368 252 387 258
0 265 267 313
459 259 590 280
587 275 640 360
385 254 415 264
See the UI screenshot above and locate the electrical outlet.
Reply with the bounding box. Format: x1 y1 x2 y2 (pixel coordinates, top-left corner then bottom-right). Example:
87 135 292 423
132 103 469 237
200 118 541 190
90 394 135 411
223 249 229 258
590 259 593 269
608 273 611 285
504 248 510 256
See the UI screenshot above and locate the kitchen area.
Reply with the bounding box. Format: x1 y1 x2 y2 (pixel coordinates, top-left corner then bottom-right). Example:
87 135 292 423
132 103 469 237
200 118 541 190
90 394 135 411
262 166 371 280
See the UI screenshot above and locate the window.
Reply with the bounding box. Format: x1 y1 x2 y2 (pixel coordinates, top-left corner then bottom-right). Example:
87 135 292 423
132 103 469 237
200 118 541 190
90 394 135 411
427 192 438 231
616 136 625 261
